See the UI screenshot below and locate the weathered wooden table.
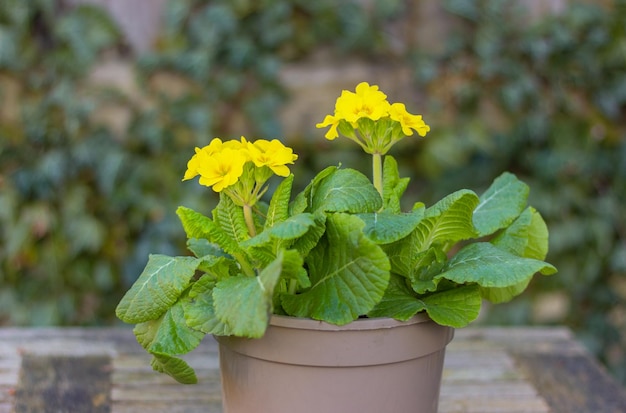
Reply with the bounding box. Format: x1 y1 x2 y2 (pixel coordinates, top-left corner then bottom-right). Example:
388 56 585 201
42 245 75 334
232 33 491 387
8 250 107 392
1 327 625 413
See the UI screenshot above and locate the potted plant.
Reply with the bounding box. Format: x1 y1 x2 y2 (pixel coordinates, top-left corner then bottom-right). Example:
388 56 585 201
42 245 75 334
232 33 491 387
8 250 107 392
116 82 556 413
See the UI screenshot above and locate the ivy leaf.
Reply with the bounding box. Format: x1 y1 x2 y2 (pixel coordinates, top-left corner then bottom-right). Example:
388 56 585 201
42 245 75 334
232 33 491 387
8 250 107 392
265 174 293 229
310 168 382 213
368 273 427 321
150 353 197 385
437 242 557 289
473 172 529 237
116 255 199 324
421 285 482 328
281 213 390 325
358 208 424 245
212 254 283 338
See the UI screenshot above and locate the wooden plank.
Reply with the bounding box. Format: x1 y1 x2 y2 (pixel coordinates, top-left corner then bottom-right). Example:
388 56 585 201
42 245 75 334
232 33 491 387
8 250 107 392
0 326 623 412
515 352 626 413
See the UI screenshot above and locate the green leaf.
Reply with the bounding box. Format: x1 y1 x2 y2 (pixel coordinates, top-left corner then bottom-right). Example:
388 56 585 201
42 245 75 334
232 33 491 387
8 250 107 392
310 168 382 213
289 212 326 258
187 238 230 259
281 213 390 325
177 206 244 257
290 166 338 215
416 189 479 250
241 213 316 248
116 255 199 324
183 275 232 335
265 174 293 229
492 207 549 260
150 353 197 384
382 155 410 213
408 246 448 294
213 254 283 337
438 242 557 289
214 195 250 244
479 279 532 304
421 285 482 328
133 300 204 355
368 273 426 321
386 190 478 270
473 172 529 236
280 249 310 289
358 209 424 244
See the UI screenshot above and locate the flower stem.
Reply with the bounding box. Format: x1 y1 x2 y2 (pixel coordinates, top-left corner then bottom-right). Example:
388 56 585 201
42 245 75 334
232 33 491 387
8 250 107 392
372 153 383 198
243 204 256 237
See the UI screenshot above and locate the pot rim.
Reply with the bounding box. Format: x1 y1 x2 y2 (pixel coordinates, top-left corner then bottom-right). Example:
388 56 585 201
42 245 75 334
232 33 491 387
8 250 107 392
269 312 433 331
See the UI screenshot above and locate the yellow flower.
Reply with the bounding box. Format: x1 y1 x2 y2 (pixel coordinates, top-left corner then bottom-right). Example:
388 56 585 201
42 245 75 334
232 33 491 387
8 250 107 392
389 103 430 137
335 82 391 123
183 138 230 180
196 148 247 192
248 139 298 177
315 115 341 140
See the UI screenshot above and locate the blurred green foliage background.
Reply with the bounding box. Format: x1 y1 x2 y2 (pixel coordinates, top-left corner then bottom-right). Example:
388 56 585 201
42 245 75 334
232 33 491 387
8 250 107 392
1 0 625 383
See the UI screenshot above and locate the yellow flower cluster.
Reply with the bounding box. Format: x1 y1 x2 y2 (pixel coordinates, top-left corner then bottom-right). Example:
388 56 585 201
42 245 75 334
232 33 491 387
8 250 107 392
316 82 430 154
184 137 298 199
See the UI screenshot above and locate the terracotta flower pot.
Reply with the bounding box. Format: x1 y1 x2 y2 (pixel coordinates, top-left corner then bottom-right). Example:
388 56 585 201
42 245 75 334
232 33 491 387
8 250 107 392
215 314 454 413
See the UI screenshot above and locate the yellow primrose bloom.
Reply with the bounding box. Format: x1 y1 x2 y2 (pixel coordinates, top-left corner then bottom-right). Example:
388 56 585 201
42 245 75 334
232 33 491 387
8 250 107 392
196 148 247 192
315 114 341 140
334 82 391 124
182 138 226 180
248 139 298 177
389 103 431 137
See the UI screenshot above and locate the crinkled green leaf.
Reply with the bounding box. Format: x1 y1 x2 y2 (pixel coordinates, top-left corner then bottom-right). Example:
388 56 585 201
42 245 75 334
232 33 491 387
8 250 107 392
473 172 529 237
408 246 448 294
421 285 482 328
280 249 310 289
310 168 382 213
385 190 478 272
116 255 199 324
265 174 293 229
177 206 244 257
150 353 197 385
358 209 424 244
241 213 315 248
213 254 283 337
281 213 390 325
133 300 204 355
290 212 326 258
415 189 479 250
368 273 426 321
214 195 250 244
438 242 557 288
480 279 532 304
492 207 549 260
183 275 232 335
290 166 338 215
187 238 230 259
382 155 410 213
